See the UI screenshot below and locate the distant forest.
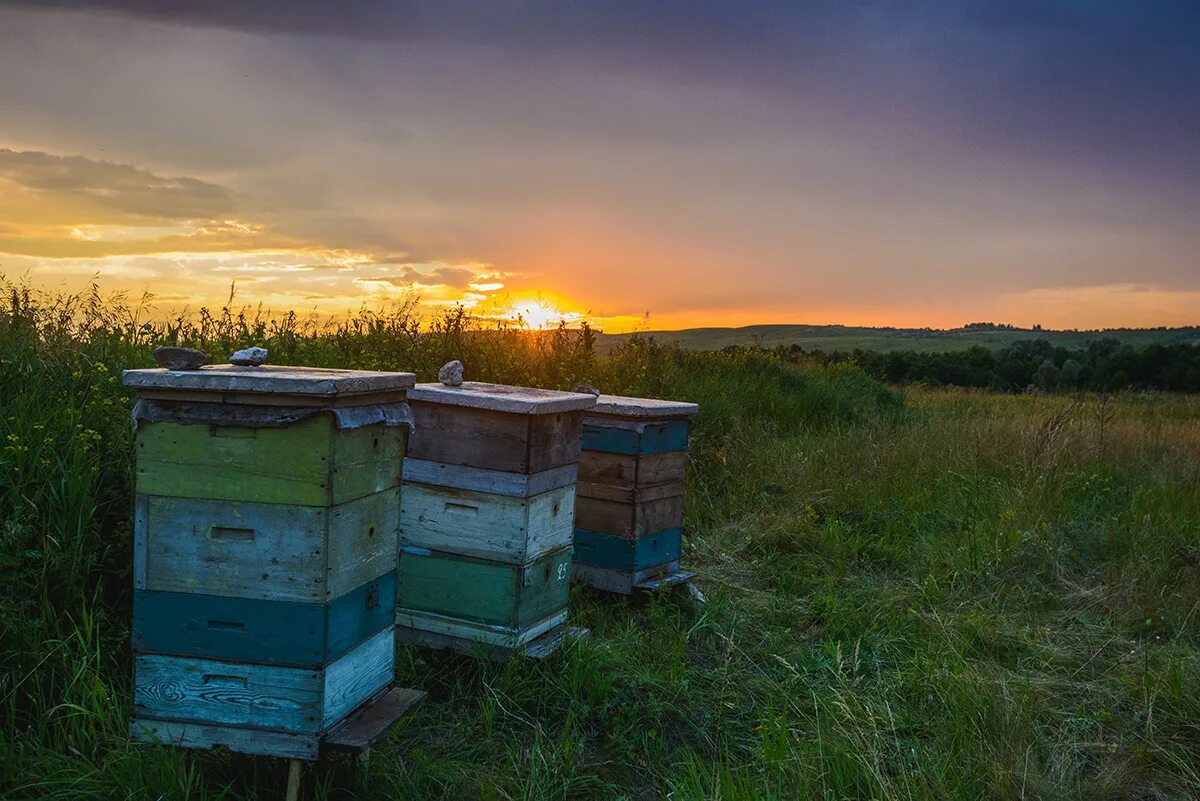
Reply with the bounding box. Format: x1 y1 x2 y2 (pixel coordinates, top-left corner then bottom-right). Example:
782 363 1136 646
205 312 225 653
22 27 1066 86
793 339 1200 393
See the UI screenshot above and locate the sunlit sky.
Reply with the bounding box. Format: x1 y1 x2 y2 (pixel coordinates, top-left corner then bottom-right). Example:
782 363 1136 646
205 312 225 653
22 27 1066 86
1 2 1198 332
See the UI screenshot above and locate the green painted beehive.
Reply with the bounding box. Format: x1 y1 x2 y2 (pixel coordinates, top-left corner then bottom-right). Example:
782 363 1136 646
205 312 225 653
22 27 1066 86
573 395 699 594
123 364 424 760
397 381 596 657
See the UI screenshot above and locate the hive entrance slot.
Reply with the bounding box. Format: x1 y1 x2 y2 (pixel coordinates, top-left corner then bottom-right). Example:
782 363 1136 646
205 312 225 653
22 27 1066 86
207 620 246 631
208 526 256 541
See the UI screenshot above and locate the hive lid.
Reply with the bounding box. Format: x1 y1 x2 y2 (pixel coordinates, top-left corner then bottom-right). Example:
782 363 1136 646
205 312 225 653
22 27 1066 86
587 394 699 419
407 381 597 414
122 365 416 397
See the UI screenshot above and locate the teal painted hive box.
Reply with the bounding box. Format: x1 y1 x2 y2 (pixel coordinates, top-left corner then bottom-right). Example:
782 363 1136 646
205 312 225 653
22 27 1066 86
122 364 425 760
573 395 699 594
397 381 597 657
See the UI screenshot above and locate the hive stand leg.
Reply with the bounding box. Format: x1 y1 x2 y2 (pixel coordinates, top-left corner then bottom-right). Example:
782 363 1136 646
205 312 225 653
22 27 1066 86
358 748 371 769
286 759 302 801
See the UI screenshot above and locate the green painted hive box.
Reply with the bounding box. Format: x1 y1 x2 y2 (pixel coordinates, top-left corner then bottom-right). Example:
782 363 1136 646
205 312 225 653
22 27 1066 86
122 364 424 760
397 381 597 657
574 395 699 594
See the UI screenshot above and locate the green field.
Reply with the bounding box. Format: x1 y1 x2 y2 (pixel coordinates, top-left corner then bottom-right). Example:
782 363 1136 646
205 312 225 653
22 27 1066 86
2 288 1199 799
596 323 1200 354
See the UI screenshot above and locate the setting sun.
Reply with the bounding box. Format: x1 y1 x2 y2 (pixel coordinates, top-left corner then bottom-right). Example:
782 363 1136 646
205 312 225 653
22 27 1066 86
498 299 584 330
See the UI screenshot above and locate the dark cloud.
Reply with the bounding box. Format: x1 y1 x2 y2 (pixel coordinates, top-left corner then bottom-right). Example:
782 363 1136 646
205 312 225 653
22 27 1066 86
0 148 233 220
6 1 1198 182
366 264 481 288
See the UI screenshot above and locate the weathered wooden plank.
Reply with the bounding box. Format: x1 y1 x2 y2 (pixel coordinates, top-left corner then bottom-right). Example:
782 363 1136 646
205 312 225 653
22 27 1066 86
581 420 689 455
133 654 323 733
326 489 400 599
577 450 686 491
136 416 332 505
330 425 405 506
396 545 572 633
399 484 573 564
516 548 574 628
407 382 596 414
133 494 149 589
142 495 327 601
129 718 320 760
408 402 531 472
321 627 395 730
526 411 584 473
587 394 698 418
133 575 394 666
402 459 576 497
395 546 519 626
123 365 415 397
395 608 567 649
136 418 400 506
572 562 693 595
140 491 398 602
572 527 682 570
574 494 685 539
575 479 685 505
408 403 583 474
324 686 426 751
133 388 410 408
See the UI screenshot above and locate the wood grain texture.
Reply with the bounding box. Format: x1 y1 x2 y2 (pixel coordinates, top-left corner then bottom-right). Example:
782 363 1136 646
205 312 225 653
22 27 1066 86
408 403 530 472
123 365 415 396
576 450 686 491
572 528 683 570
325 489 400 599
587 394 698 418
575 479 685 505
402 459 576 497
134 654 324 733
574 494 685 539
408 403 582 474
572 562 693 595
142 494 327 601
129 718 320 760
133 493 149 589
323 686 426 751
135 418 401 506
321 627 395 729
395 608 567 649
139 491 398 602
133 574 395 666
580 420 689 456
396 546 572 630
400 483 574 564
407 382 595 414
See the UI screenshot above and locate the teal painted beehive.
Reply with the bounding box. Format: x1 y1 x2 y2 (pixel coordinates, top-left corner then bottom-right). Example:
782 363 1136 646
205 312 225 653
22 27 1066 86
397 381 596 657
573 395 699 594
122 364 424 760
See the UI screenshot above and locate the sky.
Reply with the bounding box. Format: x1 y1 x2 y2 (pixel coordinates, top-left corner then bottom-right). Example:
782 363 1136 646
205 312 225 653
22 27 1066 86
1 1 1198 332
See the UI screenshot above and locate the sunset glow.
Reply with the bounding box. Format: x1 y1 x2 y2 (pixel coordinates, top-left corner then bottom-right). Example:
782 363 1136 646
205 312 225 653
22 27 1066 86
0 4 1196 331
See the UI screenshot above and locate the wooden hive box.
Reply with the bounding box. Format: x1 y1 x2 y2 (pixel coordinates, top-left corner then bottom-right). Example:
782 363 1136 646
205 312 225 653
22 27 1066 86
122 365 425 760
397 381 596 657
573 395 699 594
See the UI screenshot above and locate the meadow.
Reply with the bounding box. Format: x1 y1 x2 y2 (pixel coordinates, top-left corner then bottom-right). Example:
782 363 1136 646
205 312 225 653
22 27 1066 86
1 284 1198 800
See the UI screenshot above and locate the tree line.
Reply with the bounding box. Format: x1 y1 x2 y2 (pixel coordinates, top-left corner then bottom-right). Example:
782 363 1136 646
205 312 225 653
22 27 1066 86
777 339 1200 393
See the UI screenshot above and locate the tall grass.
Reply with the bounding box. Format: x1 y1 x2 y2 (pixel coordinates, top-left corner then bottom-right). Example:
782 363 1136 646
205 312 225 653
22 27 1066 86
1 281 1198 799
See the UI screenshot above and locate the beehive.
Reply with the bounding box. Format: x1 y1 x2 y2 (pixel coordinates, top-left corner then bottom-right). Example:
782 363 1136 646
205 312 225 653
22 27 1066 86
123 365 424 760
573 395 699 594
397 382 596 656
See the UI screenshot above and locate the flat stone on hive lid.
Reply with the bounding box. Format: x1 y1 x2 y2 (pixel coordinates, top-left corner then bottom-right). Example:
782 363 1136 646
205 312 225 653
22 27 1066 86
571 381 601 396
588 394 699 419
230 346 268 366
122 364 416 398
152 346 209 371
407 381 598 415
